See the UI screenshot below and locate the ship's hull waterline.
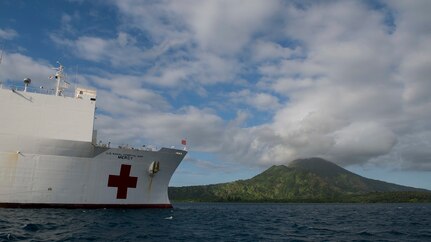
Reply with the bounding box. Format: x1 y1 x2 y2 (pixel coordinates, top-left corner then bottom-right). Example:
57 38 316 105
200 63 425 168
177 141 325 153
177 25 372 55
0 147 186 208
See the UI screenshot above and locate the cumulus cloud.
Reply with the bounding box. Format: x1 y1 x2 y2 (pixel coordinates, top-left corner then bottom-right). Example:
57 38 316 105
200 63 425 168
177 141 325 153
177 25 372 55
236 0 431 169
107 0 281 86
95 0 430 170
330 122 397 163
171 0 280 55
3 0 430 173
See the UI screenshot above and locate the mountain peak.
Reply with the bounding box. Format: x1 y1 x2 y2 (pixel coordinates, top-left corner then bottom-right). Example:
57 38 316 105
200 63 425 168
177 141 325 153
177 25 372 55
289 157 336 167
288 157 355 178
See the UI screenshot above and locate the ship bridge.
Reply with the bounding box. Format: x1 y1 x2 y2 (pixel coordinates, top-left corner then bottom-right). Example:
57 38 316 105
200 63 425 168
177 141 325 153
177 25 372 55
0 64 98 154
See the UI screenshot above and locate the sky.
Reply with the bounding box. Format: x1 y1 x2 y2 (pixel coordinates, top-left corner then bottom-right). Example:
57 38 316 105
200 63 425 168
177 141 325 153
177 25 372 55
1 0 430 189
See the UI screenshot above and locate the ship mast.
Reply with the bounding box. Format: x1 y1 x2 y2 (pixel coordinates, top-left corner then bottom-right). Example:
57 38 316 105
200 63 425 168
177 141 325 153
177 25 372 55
0 45 3 88
53 62 64 96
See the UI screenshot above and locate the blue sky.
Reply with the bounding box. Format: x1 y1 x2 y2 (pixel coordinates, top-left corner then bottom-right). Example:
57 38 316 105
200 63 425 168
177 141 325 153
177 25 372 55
1 0 430 189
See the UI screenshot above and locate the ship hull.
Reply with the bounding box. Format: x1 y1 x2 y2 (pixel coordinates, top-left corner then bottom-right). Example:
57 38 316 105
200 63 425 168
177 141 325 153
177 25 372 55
0 148 186 208
0 83 186 208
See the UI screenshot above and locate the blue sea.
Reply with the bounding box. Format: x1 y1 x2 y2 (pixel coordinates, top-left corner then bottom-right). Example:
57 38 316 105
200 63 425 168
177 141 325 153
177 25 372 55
1 203 430 241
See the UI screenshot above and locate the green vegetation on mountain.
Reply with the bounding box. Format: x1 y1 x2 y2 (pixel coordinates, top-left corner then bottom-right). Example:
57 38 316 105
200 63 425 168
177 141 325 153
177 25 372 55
169 158 431 203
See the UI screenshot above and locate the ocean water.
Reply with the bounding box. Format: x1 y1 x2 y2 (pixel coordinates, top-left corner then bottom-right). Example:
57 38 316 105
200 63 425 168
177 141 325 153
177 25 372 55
0 203 430 241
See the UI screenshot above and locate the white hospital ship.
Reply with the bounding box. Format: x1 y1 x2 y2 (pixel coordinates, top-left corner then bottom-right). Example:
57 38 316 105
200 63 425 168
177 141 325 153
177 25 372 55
0 64 187 208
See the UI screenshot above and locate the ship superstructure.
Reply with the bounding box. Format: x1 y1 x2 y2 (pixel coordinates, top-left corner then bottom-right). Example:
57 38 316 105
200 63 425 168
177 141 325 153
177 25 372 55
0 64 186 208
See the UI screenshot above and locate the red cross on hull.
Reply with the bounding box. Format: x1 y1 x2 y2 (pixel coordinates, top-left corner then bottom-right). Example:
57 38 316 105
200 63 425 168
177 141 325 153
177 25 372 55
108 164 138 199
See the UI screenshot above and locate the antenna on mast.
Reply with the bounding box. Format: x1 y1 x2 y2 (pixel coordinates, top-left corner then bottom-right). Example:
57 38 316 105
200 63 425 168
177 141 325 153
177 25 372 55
0 42 5 65
52 61 64 96
0 46 3 65
0 44 4 88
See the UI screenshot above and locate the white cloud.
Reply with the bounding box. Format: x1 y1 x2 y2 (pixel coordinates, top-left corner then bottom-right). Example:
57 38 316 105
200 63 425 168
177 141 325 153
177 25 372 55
95 106 225 151
115 0 280 53
0 53 54 89
0 28 18 40
75 36 109 61
108 0 281 86
146 67 189 88
229 89 281 111
171 0 280 55
397 131 431 171
74 72 173 116
170 0 429 170
330 122 397 163
18 0 427 172
51 32 153 67
91 0 431 171
251 40 301 62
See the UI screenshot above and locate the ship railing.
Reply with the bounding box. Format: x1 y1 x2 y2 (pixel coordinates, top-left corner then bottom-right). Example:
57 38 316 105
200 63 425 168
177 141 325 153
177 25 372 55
94 142 163 151
1 84 74 97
